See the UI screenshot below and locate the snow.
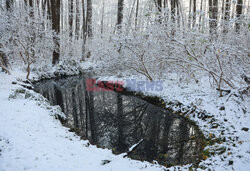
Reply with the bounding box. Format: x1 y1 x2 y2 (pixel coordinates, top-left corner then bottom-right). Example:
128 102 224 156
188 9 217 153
0 62 250 170
128 139 143 152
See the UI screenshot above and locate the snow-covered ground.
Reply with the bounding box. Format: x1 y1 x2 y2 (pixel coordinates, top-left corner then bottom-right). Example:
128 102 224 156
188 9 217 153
0 62 249 170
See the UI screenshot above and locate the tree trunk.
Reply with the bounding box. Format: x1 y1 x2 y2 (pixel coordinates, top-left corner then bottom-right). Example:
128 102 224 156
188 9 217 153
69 0 74 37
117 0 124 31
209 0 218 34
75 0 80 39
176 0 181 27
24 0 34 17
235 0 243 33
86 0 93 38
51 0 60 64
0 52 10 74
6 0 13 10
188 0 192 28
212 0 218 31
198 0 203 30
82 0 86 58
223 0 231 33
135 0 139 29
1 0 14 71
85 0 92 58
42 0 47 14
47 0 51 20
193 0 196 28
171 0 176 22
29 0 33 6
154 0 162 12
101 0 105 34
221 0 225 20
24 0 31 6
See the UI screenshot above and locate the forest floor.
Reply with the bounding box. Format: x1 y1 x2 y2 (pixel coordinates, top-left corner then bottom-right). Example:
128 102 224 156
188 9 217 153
0 61 249 171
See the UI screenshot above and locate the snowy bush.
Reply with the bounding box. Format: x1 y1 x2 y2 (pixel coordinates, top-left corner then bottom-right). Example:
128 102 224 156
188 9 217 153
92 17 249 91
0 5 56 79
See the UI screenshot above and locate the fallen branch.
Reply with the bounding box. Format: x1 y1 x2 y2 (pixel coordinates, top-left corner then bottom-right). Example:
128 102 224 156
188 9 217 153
124 139 144 157
216 88 231 94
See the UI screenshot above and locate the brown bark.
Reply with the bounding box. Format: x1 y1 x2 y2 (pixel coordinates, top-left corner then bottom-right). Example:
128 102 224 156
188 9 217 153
235 0 243 33
117 0 124 30
51 0 60 64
